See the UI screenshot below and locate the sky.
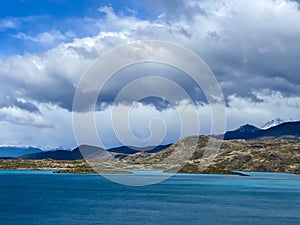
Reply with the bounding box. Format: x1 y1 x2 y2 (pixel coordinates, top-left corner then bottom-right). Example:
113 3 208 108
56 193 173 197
0 0 300 148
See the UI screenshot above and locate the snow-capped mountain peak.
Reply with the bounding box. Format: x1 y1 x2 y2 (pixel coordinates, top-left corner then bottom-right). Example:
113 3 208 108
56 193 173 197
0 144 71 151
261 118 294 130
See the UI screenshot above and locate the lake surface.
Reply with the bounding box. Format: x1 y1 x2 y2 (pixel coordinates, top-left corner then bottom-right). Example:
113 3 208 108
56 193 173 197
0 170 300 225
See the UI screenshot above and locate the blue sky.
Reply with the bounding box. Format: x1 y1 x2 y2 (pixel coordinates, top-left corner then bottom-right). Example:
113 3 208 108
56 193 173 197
0 0 163 55
0 0 300 148
1 0 119 55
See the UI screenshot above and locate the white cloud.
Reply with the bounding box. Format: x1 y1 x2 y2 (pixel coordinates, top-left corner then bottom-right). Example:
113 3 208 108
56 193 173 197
0 19 16 29
226 91 300 129
0 103 75 147
0 106 47 127
0 16 50 31
14 29 72 44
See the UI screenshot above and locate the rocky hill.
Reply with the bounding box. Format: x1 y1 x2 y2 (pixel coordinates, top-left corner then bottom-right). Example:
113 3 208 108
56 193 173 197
121 136 300 174
177 138 300 174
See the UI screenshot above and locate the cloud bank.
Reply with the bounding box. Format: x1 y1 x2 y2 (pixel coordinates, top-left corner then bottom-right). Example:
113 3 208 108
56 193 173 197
0 0 300 147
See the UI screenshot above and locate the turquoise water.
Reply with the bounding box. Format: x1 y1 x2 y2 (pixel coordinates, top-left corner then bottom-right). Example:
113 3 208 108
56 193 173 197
0 171 300 225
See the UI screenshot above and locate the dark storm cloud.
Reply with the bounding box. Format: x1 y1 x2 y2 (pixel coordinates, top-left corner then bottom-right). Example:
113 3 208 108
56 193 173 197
206 35 300 99
0 76 40 113
0 98 40 113
0 72 75 112
13 99 40 113
184 0 300 102
124 0 300 106
73 62 209 112
93 62 209 111
23 76 76 111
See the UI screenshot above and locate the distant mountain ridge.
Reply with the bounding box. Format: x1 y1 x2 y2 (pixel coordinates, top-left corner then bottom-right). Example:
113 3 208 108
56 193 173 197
108 144 171 154
224 121 300 140
19 145 126 161
0 145 71 158
0 146 43 158
18 144 171 160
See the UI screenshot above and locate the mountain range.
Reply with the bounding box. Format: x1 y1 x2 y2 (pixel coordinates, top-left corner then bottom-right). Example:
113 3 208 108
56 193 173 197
223 121 300 140
1 121 299 160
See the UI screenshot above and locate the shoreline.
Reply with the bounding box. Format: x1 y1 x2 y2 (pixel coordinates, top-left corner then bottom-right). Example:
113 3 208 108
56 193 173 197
1 158 299 176
1 168 300 177
0 159 247 175
1 166 299 177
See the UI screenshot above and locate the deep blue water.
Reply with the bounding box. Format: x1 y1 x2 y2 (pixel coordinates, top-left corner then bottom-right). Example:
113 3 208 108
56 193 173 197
0 171 300 225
